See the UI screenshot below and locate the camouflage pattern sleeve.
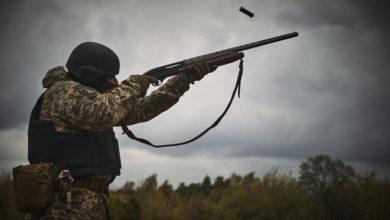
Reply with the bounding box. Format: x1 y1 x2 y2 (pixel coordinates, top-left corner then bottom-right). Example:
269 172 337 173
44 76 146 132
121 75 190 125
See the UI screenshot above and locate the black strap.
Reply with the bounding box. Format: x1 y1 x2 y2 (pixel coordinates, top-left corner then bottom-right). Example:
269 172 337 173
121 58 244 148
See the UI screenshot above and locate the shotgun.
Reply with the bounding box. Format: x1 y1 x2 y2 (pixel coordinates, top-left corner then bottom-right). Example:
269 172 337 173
144 32 298 85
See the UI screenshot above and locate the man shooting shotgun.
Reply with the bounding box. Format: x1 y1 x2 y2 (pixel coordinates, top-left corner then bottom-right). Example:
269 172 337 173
123 31 299 147
17 31 297 219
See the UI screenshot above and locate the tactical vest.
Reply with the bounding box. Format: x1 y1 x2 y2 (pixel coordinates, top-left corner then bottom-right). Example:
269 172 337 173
28 94 121 177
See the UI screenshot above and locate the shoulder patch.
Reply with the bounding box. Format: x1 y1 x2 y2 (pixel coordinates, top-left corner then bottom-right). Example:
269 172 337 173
79 88 96 96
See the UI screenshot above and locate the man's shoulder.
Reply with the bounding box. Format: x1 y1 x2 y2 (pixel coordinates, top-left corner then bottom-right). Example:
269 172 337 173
47 80 99 100
40 80 102 131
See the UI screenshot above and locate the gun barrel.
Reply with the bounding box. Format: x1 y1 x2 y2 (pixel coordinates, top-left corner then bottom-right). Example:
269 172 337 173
230 32 298 52
183 32 298 64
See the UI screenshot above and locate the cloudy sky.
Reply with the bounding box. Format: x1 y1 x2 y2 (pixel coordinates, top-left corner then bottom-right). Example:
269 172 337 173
1 0 389 188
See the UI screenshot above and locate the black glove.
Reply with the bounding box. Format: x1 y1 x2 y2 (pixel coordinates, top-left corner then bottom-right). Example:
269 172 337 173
183 62 217 84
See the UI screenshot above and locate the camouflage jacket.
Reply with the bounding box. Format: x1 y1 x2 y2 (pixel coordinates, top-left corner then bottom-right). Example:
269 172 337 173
39 66 190 132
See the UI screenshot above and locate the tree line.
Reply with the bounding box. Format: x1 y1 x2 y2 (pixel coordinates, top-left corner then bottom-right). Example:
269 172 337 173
1 155 389 219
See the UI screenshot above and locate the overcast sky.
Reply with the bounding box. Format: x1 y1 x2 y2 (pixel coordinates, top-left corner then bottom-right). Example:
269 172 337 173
1 0 389 188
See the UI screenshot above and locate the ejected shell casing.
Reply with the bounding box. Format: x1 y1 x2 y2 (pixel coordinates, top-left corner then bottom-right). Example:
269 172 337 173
239 6 254 18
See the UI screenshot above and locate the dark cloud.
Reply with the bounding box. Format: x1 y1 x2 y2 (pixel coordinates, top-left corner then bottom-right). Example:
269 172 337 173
277 1 390 29
120 0 390 170
0 0 89 129
1 0 389 179
182 0 390 168
275 0 390 167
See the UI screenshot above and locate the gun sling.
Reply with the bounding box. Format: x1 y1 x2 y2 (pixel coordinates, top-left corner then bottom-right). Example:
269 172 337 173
121 58 244 148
